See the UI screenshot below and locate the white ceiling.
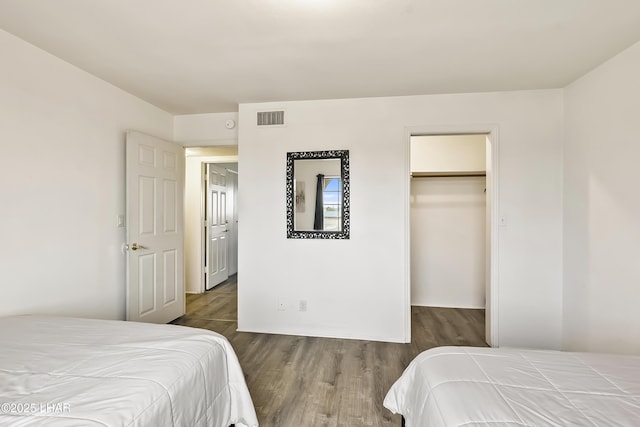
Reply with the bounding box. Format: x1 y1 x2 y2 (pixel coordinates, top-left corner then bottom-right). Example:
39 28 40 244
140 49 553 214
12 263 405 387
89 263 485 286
1 0 640 114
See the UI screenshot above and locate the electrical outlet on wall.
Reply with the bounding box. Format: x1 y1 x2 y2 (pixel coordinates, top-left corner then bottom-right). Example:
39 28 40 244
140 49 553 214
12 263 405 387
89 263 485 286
277 300 286 311
299 300 307 312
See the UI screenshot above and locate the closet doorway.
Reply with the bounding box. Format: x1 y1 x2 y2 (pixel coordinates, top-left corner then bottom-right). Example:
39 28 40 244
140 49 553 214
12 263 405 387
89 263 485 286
406 128 498 346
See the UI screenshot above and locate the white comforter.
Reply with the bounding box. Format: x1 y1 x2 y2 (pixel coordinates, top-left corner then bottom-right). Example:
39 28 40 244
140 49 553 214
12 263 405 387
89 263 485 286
0 315 259 427
384 346 640 426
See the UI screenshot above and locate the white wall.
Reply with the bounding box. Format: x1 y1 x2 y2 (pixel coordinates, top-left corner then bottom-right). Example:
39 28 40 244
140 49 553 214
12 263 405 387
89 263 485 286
0 29 173 319
563 40 640 354
411 176 486 308
238 90 564 347
174 112 238 146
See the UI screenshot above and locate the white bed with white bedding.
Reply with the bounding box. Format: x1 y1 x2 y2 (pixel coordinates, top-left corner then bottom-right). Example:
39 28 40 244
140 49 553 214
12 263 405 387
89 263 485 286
0 315 259 427
384 346 640 426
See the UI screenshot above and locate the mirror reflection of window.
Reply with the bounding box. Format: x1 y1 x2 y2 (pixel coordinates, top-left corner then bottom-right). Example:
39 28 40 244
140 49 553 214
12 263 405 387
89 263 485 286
323 177 342 231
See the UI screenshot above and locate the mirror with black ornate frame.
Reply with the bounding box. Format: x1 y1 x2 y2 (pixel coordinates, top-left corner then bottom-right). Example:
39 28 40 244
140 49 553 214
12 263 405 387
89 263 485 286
286 150 350 239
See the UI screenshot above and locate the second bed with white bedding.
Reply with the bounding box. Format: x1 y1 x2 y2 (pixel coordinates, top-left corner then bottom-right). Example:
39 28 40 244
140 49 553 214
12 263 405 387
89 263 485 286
384 346 640 426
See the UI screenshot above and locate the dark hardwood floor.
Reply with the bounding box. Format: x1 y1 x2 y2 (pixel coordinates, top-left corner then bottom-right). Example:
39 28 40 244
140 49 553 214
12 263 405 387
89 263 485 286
172 275 487 427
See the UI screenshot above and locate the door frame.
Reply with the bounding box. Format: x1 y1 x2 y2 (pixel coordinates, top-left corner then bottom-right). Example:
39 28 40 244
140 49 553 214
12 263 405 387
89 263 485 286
184 147 238 294
404 124 500 346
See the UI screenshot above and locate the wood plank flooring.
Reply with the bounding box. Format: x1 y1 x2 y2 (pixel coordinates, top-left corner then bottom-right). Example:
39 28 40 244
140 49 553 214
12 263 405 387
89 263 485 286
172 275 487 427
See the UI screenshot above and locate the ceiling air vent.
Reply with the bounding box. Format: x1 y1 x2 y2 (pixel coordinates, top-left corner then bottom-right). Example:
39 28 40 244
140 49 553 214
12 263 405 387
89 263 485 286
257 110 285 126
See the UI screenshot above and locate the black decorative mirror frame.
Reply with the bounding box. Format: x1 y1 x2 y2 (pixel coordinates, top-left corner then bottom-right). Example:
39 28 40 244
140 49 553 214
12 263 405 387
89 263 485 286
286 150 350 239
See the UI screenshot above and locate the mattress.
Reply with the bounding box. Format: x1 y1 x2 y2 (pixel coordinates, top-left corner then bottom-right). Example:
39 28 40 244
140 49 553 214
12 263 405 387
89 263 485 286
0 315 259 427
384 346 640 426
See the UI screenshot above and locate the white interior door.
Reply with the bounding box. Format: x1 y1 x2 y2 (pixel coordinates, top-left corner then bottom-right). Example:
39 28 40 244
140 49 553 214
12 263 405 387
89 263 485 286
125 131 185 323
206 164 229 290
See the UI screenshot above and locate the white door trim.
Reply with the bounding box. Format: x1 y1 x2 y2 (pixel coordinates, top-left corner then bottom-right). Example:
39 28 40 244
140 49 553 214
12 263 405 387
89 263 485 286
404 124 500 347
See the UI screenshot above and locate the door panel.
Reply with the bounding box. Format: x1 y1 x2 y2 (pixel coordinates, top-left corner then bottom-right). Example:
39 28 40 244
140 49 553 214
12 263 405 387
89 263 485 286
163 180 177 232
138 253 156 315
139 176 156 235
163 249 178 305
126 131 185 323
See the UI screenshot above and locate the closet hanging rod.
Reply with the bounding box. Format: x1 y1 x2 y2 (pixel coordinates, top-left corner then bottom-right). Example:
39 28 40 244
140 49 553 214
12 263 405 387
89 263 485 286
411 171 486 178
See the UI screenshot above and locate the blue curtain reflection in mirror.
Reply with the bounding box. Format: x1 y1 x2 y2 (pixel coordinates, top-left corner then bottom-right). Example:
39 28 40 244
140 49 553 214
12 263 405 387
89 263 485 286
314 174 324 230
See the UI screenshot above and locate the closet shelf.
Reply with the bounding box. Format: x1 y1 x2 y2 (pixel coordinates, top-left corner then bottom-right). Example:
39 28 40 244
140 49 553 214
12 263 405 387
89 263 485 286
411 171 486 178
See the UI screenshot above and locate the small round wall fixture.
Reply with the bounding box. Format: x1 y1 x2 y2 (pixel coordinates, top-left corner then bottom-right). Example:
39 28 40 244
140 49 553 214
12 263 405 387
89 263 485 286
225 119 236 129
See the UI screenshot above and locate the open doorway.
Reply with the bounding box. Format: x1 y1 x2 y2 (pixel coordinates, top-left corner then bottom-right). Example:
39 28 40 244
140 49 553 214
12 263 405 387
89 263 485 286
184 147 238 294
204 162 238 290
406 126 498 346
